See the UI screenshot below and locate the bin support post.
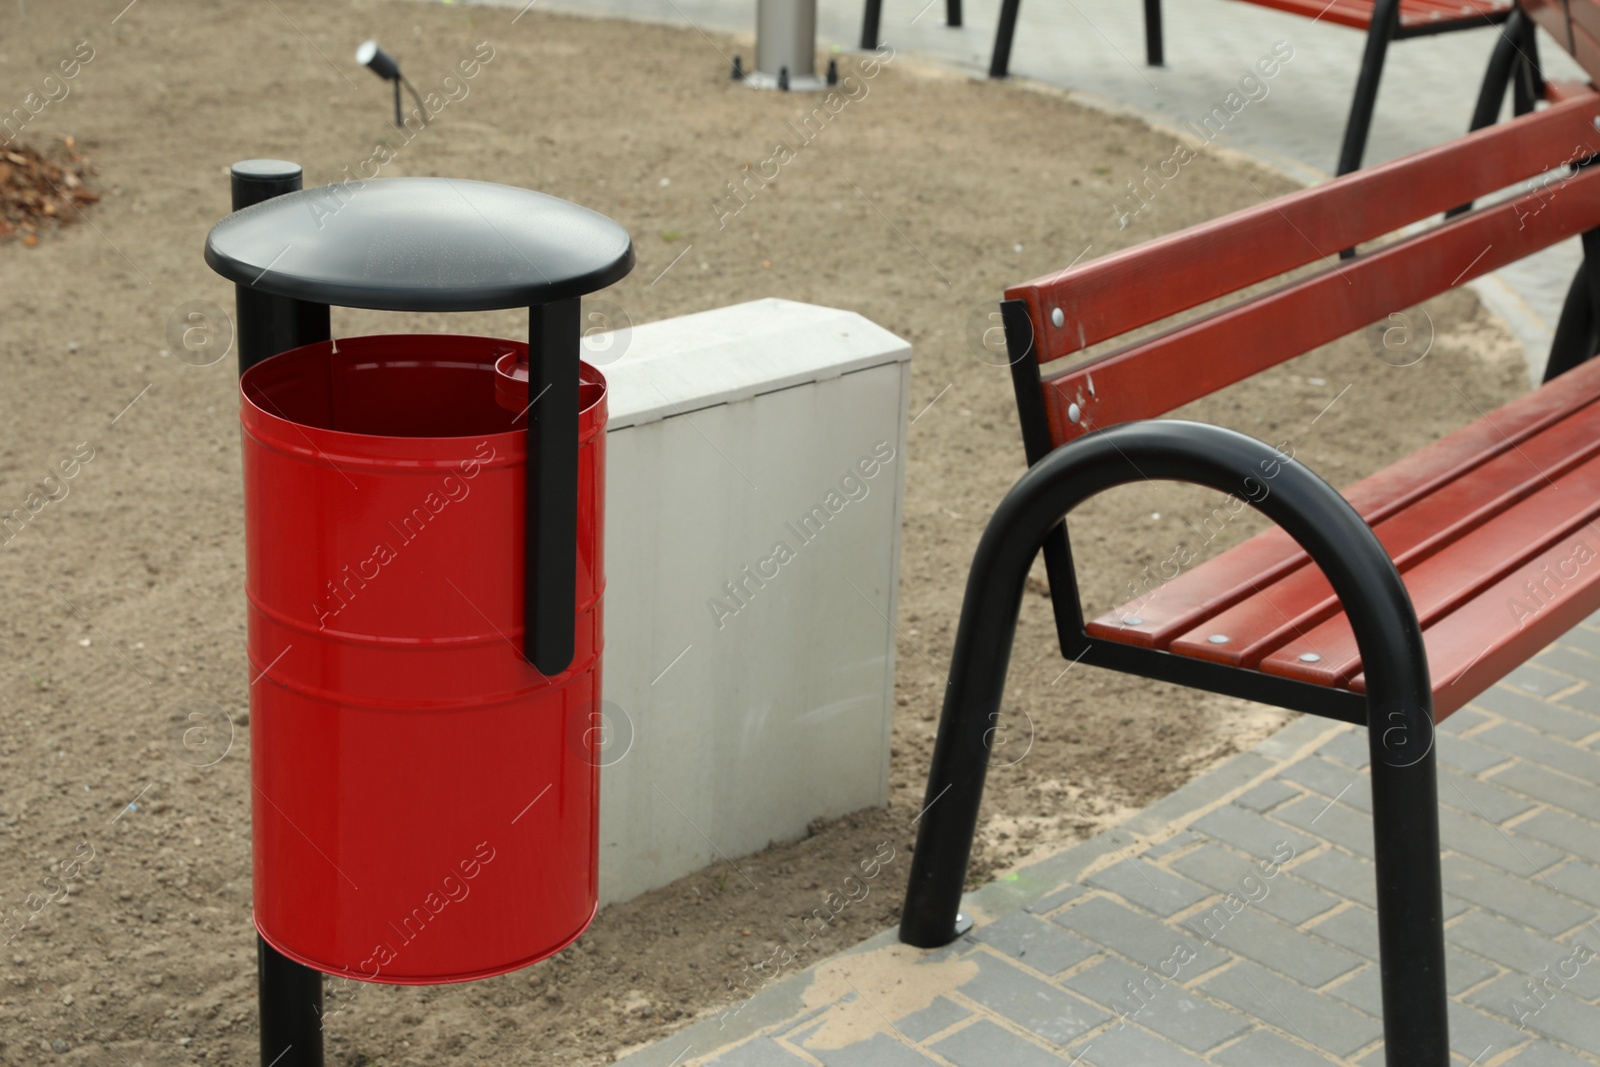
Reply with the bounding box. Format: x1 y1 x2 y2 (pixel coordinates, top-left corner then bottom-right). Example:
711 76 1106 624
230 160 329 1067
526 296 581 675
259 935 325 1067
229 161 331 375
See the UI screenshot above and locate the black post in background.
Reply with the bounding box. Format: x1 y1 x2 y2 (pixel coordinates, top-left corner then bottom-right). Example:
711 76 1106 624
230 159 329 1067
860 0 881 49
525 297 581 676
1143 0 1164 66
946 0 962 27
230 160 332 376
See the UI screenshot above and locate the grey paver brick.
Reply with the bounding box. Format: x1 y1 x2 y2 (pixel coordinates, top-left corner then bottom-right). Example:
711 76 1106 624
1201 905 1364 987
1442 854 1591 937
1326 963 1383 1017
1436 730 1518 776
1438 705 1492 735
1293 848 1380 909
1317 728 1371 769
1211 1029 1335 1067
1438 805 1566 875
891 995 970 1043
705 1038 814 1066
1533 648 1600 689
1142 830 1202 860
1471 684 1598 741
1308 909 1498 993
1085 857 1211 918
930 1019 1071 1067
1555 680 1600 720
1514 809 1600 869
1466 972 1600 1049
1437 766 1539 824
1198 960 1383 1057
1169 844 1338 926
1541 860 1600 912
1079 1021 1210 1067
1061 956 1248 1053
1557 625 1600 660
1192 803 1319 859
1492 760 1600 825
957 951 1110 1046
1277 756 1371 813
1478 722 1600 782
1025 881 1087 918
1504 1040 1600 1065
1447 910 1571 974
1507 663 1582 698
1233 779 1301 813
811 1033 942 1067
970 911 1100 977
1274 794 1375 860
1050 896 1229 981
1440 767 1536 825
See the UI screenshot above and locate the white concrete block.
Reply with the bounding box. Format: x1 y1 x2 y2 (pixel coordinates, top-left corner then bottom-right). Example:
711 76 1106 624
597 298 912 905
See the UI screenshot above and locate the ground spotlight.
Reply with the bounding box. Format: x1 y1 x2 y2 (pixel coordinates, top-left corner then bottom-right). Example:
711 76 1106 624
356 39 425 128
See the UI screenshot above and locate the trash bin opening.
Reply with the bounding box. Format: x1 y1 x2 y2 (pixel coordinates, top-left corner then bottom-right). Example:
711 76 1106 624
241 333 604 440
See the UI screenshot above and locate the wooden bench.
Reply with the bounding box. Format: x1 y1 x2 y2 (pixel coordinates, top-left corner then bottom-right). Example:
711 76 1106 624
873 0 1536 177
898 88 1600 1065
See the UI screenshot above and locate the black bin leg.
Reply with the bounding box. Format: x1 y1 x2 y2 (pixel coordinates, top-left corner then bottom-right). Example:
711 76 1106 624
259 935 325 1067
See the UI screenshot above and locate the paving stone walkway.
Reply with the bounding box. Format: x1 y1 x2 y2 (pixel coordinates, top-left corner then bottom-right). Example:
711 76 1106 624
617 615 1600 1065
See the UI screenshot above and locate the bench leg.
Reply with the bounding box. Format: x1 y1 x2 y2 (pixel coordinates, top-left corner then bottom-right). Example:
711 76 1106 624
1444 10 1525 218
990 0 1022 77
1336 0 1402 178
259 935 325 1067
947 0 962 27
1512 11 1543 116
1369 731 1449 1066
860 0 882 51
1545 232 1600 382
1144 0 1164 66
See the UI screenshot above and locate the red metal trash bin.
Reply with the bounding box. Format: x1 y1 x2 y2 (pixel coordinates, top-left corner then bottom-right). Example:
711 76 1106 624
240 334 608 983
207 165 634 1062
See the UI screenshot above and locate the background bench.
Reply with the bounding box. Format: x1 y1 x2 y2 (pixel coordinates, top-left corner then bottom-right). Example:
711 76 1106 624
899 87 1600 1066
860 0 1535 177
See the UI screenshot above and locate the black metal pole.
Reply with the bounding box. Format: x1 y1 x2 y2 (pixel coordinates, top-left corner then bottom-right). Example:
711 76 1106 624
1143 0 1164 66
860 0 882 50
230 161 332 376
525 297 581 676
989 0 1022 77
897 420 1446 1065
229 159 329 1067
1335 0 1401 177
946 0 962 27
258 935 325 1067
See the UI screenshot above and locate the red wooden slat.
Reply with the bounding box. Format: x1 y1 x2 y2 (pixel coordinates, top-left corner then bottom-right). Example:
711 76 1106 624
1035 163 1600 446
1258 464 1600 686
1084 354 1600 648
1245 0 1374 28
1545 79 1598 103
1166 399 1600 667
1366 541 1600 718
1008 94 1600 365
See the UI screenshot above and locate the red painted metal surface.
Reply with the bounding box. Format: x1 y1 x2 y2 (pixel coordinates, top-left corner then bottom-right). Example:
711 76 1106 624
240 334 606 984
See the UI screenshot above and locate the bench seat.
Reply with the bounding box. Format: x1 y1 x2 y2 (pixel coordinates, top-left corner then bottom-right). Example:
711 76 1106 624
1088 354 1600 718
1268 0 1511 35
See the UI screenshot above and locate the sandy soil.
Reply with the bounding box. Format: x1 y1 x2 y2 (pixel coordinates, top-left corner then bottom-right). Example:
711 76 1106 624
0 1 1529 1064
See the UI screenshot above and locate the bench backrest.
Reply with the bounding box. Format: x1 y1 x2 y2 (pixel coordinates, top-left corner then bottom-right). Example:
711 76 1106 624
1004 90 1600 453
